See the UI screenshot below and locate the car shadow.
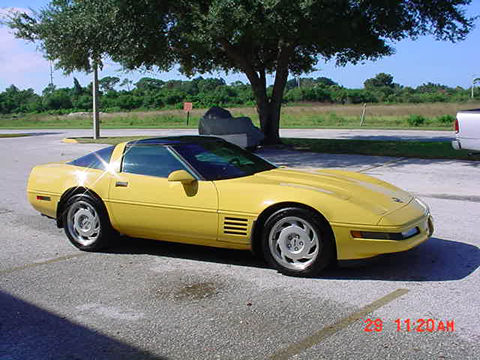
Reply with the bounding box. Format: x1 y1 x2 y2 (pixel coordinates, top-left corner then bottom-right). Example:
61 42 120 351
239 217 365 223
256 147 400 169
322 237 480 281
0 291 164 360
105 236 267 269
104 236 479 282
26 132 62 136
257 145 480 168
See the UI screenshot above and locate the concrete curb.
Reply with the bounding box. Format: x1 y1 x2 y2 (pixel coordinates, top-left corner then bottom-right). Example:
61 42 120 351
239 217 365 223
62 138 79 143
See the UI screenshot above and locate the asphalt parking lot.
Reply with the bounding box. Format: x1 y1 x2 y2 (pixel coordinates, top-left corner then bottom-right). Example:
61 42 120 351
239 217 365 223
1 129 479 359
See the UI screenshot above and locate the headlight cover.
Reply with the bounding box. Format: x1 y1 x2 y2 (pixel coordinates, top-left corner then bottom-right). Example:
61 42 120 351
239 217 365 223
415 197 430 214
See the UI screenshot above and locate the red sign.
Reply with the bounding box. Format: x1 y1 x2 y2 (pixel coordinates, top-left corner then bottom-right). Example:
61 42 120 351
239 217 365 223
183 102 193 112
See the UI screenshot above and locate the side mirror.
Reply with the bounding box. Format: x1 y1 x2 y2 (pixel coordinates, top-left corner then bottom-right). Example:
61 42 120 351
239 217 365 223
167 170 196 184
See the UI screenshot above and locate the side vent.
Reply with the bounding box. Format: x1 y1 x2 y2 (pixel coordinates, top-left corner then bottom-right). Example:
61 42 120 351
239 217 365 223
223 217 248 236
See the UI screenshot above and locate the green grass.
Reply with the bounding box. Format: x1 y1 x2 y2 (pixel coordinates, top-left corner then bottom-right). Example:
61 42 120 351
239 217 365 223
0 113 197 129
0 102 470 130
73 136 479 161
283 138 479 161
0 133 32 138
0 113 453 130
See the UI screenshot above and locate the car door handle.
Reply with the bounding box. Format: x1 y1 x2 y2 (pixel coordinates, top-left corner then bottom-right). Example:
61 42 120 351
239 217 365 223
115 181 129 187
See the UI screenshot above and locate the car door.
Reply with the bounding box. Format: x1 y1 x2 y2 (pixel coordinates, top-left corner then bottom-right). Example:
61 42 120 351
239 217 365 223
108 144 218 245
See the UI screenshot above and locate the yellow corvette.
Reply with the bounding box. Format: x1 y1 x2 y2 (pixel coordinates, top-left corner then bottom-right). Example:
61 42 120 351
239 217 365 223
27 136 433 276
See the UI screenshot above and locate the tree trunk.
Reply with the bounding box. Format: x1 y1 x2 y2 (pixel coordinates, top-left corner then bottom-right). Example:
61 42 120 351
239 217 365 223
248 69 281 145
219 39 290 145
256 95 281 145
253 61 289 145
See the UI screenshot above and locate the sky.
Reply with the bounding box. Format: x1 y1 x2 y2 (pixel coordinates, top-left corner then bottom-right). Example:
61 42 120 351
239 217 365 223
1 0 479 93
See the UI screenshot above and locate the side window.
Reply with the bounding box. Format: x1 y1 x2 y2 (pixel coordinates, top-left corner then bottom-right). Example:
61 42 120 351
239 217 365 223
122 145 186 178
174 143 246 179
69 146 115 170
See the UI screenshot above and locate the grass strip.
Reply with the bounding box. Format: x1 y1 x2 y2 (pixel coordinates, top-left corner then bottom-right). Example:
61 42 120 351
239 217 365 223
283 138 479 161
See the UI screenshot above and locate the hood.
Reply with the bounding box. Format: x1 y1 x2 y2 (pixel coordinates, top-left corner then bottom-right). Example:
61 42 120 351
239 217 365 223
253 168 413 216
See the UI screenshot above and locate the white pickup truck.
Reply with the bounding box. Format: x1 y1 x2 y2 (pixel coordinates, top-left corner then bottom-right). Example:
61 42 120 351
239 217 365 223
452 109 480 152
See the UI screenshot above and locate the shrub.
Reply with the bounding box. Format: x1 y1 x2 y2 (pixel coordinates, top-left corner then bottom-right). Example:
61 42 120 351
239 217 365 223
117 95 143 110
436 114 455 124
164 93 183 105
407 114 426 127
284 87 303 102
73 95 93 110
42 93 72 110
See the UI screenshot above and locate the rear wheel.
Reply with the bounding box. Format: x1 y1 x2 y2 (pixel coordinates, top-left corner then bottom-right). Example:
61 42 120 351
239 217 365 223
63 195 114 251
261 207 334 277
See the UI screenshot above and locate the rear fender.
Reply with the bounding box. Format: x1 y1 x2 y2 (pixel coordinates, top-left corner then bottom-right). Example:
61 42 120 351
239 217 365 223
56 188 105 228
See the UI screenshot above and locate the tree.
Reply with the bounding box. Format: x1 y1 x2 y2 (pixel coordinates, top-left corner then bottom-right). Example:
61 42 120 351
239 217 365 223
196 78 226 94
285 78 299 91
316 77 337 87
72 77 84 96
135 77 165 92
416 82 450 94
295 77 318 88
99 76 120 92
42 83 56 96
8 0 121 138
43 89 73 110
364 73 401 102
364 73 396 90
10 1 474 143
120 78 133 91
0 85 41 113
285 76 337 91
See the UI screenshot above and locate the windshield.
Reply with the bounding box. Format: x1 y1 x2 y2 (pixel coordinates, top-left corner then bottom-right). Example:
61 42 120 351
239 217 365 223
172 140 276 180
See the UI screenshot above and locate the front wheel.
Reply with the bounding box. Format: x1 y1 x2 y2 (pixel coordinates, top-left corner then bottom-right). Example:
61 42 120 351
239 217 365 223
261 207 334 277
63 195 114 251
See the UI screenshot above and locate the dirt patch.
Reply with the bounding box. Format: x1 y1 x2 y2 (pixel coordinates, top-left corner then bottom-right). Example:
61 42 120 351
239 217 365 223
174 281 219 301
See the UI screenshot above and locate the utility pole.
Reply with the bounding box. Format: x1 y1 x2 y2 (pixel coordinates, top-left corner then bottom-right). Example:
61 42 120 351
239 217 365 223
472 74 479 99
92 62 100 139
296 76 301 88
472 76 475 99
49 62 54 85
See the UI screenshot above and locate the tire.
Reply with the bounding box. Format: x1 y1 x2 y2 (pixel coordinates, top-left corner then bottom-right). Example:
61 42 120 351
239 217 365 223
63 194 115 251
261 207 334 277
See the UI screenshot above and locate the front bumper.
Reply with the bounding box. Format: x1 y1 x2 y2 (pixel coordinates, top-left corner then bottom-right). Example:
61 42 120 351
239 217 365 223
332 214 433 260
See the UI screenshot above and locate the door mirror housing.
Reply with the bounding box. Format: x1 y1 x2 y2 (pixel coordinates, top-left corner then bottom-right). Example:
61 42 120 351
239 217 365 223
167 170 196 184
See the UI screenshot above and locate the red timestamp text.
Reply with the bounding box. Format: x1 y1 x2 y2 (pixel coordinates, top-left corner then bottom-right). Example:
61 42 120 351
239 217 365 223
363 318 455 333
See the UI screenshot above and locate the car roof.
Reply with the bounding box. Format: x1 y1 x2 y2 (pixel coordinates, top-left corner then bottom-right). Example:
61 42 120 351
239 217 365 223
126 135 224 146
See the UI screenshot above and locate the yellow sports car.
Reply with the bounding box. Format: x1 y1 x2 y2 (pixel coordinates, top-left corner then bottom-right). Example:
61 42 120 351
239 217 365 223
27 136 433 276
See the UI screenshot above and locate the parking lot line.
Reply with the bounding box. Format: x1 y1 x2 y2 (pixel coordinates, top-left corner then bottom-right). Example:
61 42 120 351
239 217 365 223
269 288 409 360
0 253 88 276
